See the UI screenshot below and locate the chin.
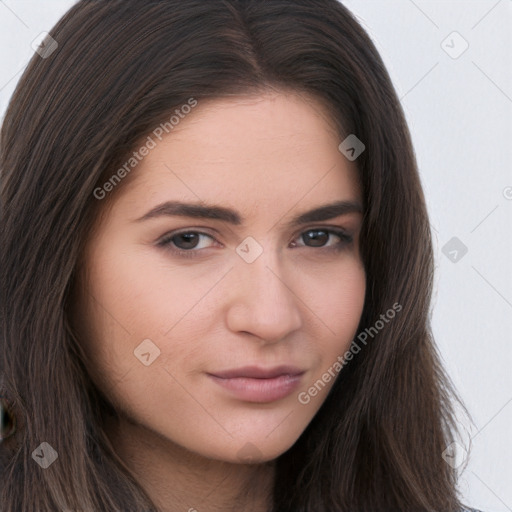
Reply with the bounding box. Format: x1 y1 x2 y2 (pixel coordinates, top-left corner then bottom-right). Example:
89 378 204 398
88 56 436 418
196 431 301 465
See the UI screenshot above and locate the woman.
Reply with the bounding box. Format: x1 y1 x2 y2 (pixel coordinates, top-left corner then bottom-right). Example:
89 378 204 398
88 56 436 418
0 0 482 510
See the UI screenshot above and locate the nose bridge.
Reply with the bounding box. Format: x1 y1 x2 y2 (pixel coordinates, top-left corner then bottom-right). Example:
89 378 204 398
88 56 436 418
226 240 303 341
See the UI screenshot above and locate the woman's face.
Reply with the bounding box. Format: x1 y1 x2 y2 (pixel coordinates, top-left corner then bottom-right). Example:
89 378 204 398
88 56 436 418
76 91 366 463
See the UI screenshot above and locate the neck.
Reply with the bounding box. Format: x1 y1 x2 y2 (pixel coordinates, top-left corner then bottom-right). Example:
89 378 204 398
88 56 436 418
104 414 275 512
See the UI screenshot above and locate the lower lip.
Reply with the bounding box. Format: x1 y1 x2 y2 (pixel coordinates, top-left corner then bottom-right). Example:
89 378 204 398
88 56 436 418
208 373 304 403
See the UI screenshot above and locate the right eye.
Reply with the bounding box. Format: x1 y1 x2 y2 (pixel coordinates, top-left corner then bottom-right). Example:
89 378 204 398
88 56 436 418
156 230 219 258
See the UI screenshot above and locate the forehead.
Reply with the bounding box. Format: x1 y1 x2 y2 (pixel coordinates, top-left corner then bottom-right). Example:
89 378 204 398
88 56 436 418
102 91 361 223
149 91 342 166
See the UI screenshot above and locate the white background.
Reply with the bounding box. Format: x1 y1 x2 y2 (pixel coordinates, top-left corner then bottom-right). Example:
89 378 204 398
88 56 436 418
0 1 511 510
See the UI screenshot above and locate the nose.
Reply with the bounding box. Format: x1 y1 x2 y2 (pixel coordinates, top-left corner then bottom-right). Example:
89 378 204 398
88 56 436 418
224 246 303 344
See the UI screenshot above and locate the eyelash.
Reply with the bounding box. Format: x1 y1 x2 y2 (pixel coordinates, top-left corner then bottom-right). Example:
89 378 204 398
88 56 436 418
156 227 353 259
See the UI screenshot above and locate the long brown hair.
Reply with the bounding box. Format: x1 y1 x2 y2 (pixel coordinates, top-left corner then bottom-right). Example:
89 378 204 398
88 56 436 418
1 1 470 510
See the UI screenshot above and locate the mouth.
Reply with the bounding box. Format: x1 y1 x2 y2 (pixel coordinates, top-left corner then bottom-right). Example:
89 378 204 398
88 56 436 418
206 365 305 403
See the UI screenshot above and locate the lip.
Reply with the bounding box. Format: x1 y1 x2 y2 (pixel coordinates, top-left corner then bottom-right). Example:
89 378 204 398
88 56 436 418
207 365 305 403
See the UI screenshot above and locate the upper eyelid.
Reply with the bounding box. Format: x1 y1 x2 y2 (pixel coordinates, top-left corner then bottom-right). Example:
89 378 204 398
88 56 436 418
157 225 351 246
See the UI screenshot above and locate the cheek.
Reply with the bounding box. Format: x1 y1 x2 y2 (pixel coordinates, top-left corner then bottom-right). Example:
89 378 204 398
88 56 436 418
293 260 365 408
304 256 366 336
78 242 224 383
302 258 366 372
329 267 366 339
84 242 366 373
77 240 367 461
94 244 224 336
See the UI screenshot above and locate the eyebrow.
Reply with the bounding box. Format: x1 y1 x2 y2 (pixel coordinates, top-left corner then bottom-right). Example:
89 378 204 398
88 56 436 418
134 199 363 227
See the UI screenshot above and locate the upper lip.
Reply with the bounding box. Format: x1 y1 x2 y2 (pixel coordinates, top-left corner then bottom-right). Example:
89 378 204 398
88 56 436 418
208 365 305 379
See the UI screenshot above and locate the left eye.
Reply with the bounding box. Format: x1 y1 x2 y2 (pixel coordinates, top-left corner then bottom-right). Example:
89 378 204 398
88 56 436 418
291 228 352 249
157 228 352 255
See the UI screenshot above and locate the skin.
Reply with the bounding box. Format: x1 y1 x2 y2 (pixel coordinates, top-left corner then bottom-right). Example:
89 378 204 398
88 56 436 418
74 90 366 512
